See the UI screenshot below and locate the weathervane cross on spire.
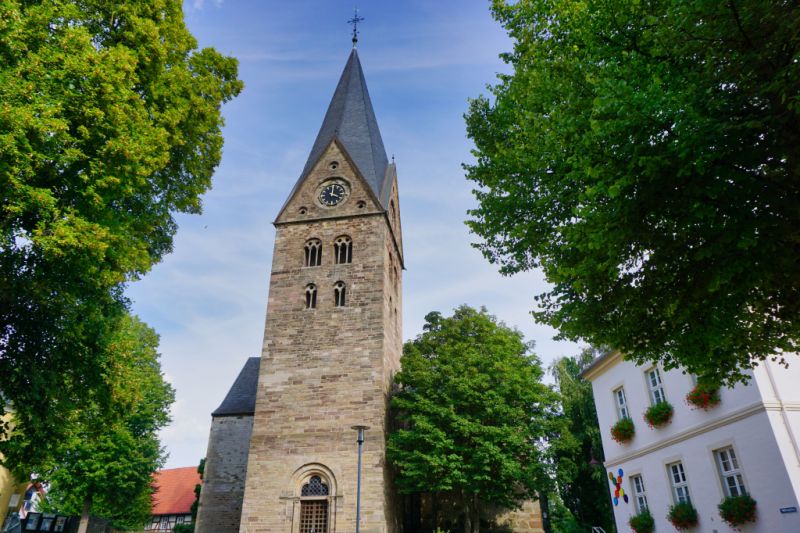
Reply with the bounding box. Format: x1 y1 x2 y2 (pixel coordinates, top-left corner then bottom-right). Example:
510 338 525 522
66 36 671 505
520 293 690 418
348 8 364 47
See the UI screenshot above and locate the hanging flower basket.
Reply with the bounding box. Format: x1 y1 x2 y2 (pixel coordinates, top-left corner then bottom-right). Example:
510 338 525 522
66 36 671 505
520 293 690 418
719 494 757 528
629 510 655 533
610 417 635 443
644 401 674 428
686 382 721 410
668 502 698 530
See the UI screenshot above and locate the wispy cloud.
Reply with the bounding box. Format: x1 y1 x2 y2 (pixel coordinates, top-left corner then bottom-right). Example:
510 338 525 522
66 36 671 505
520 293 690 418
190 0 224 12
135 1 581 469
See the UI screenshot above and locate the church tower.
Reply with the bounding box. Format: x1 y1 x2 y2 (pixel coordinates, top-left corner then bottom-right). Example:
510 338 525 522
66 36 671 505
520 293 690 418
239 48 403 533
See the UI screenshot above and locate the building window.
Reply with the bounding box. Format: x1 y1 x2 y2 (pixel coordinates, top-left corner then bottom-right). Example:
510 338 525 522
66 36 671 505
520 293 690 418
304 239 322 267
715 446 746 497
300 476 330 533
630 474 648 513
646 367 666 404
613 387 629 420
334 235 352 264
305 284 317 309
301 475 329 496
334 281 346 307
667 461 691 504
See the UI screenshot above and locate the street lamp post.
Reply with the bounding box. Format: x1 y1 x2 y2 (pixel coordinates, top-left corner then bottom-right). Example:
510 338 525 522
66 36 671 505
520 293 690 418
351 425 369 533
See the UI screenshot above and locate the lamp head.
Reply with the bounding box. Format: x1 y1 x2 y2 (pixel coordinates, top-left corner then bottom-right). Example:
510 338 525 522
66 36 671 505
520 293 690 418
351 425 370 443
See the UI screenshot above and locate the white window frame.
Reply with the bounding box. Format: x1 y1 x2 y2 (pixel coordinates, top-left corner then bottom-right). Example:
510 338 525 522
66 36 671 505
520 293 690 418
613 387 629 420
630 474 648 513
646 367 666 405
667 461 691 504
715 446 746 497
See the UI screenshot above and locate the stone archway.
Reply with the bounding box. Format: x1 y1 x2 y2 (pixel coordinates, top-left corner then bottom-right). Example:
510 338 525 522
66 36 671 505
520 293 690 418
289 464 338 533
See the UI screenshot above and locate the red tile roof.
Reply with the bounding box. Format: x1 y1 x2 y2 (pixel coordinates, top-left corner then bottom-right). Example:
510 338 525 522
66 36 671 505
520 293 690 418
151 467 201 516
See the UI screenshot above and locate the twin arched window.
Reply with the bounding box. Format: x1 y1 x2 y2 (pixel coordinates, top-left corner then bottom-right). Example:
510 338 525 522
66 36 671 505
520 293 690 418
333 281 346 307
304 282 347 309
334 236 352 264
304 236 352 266
304 239 321 267
304 236 350 309
305 284 317 309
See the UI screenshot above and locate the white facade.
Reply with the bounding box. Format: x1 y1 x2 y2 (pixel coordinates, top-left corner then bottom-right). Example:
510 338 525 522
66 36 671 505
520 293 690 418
583 352 800 533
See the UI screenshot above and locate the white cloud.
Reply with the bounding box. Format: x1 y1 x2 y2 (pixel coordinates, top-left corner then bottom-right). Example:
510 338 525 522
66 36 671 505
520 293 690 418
190 0 223 11
131 1 582 469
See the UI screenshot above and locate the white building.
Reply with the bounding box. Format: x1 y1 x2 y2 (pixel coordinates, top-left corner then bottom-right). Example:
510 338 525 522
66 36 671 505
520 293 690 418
582 352 800 532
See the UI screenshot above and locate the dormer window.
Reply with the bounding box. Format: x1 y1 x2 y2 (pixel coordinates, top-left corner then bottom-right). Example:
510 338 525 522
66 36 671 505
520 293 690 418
334 236 352 264
304 239 322 267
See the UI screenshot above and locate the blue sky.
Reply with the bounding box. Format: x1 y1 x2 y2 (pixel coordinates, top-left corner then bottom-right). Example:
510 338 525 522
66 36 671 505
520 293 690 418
127 0 582 468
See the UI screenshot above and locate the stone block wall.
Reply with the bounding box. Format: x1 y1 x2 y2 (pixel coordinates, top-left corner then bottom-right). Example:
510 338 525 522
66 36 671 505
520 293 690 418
196 415 254 533
239 143 402 533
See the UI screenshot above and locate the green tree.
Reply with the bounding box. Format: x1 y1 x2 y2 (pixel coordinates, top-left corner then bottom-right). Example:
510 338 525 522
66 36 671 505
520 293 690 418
6 314 175 532
549 348 613 533
464 0 800 384
387 306 560 533
0 0 242 448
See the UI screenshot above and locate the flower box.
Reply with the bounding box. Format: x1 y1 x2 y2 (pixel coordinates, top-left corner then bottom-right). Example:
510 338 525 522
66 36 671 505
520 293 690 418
686 382 721 410
610 417 635 443
644 401 674 428
719 494 757 528
668 501 698 530
629 510 655 533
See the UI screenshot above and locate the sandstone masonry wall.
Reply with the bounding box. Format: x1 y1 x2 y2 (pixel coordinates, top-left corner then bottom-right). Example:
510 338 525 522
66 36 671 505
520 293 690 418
196 415 254 533
240 143 402 533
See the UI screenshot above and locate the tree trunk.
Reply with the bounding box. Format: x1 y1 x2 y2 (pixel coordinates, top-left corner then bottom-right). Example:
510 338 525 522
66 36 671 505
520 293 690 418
470 493 480 533
77 493 91 533
463 492 480 533
463 498 472 533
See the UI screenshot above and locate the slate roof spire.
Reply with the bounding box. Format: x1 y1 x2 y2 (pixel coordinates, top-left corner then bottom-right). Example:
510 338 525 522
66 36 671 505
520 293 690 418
297 48 391 206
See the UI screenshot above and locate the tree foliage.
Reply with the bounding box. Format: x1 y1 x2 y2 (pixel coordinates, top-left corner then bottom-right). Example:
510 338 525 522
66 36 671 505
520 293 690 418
0 0 242 446
548 348 613 533
465 0 800 384
6 314 174 530
387 306 560 533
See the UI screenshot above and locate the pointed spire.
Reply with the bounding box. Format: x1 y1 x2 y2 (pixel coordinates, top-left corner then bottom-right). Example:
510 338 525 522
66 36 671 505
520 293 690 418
297 49 390 206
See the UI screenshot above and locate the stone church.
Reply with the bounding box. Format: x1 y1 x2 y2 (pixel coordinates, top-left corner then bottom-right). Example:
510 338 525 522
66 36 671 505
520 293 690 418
195 47 403 533
195 48 544 533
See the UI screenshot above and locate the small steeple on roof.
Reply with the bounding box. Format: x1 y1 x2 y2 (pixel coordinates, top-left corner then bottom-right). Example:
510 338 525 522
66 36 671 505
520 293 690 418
297 49 391 206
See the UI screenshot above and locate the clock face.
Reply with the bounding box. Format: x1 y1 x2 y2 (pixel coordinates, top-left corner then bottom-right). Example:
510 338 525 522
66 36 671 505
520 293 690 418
319 183 346 206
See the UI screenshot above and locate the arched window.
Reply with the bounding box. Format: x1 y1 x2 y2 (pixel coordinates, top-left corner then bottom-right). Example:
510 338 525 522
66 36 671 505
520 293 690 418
334 281 346 307
299 475 329 533
334 236 352 264
304 239 322 267
301 476 329 496
305 284 317 309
